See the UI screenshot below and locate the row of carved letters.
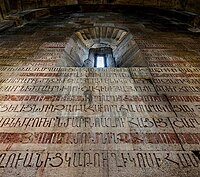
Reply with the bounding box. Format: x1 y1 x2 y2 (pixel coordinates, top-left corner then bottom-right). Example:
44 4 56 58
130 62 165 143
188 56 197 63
0 151 198 168
0 117 199 128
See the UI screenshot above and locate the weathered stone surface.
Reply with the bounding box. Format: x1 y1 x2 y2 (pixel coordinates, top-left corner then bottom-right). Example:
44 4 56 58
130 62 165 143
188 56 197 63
0 9 200 177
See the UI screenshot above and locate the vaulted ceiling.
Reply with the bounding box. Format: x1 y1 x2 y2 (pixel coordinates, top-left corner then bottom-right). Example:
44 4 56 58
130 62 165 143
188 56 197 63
1 0 200 15
0 0 200 29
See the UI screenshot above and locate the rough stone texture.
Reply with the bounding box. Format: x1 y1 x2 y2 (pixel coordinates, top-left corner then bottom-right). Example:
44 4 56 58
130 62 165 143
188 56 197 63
0 0 200 13
0 7 200 177
0 1 200 21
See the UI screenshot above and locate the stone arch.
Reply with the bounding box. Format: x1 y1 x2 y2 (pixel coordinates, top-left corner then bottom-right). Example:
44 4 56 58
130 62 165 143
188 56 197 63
58 25 147 67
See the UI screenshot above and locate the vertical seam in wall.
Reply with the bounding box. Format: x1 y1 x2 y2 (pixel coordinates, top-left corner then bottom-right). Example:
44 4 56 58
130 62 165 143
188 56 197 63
146 60 185 151
146 61 159 95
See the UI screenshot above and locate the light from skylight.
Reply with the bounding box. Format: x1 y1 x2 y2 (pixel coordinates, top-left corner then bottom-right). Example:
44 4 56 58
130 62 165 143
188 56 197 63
96 56 105 68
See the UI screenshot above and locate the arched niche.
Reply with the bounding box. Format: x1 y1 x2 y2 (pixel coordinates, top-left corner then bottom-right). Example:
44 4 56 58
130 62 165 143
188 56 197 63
58 26 147 67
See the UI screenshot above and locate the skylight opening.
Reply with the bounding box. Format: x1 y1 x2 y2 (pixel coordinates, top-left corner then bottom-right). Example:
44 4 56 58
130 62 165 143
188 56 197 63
96 56 105 68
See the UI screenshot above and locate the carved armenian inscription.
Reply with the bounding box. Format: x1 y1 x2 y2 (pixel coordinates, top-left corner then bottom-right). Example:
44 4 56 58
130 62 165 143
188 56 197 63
0 151 199 168
0 116 199 131
0 66 199 176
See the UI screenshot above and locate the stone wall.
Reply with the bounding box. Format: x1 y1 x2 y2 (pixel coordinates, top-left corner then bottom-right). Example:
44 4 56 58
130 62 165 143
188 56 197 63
0 10 200 177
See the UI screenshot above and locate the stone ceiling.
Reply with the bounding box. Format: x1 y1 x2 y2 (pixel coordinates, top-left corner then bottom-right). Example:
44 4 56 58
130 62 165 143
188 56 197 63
1 0 200 16
0 0 200 32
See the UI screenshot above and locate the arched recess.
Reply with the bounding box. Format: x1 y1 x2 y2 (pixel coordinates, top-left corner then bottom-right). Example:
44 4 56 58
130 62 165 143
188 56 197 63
58 26 147 67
